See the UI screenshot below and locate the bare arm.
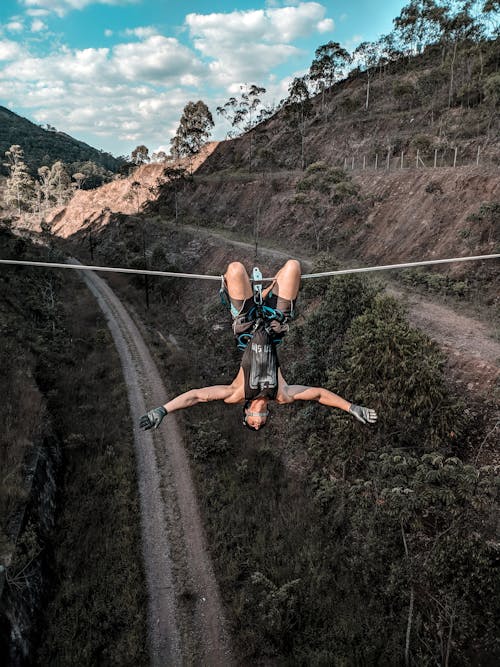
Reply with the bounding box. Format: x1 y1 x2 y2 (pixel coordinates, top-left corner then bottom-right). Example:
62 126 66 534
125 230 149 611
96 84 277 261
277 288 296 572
140 384 238 431
282 384 377 424
164 385 236 413
284 385 352 412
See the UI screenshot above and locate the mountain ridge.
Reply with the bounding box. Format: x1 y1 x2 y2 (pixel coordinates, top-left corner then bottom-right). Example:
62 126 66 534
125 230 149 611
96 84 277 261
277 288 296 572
0 105 123 175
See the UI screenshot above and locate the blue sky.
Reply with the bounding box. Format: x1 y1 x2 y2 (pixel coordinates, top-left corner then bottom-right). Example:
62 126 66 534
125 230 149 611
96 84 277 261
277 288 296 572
0 1 408 157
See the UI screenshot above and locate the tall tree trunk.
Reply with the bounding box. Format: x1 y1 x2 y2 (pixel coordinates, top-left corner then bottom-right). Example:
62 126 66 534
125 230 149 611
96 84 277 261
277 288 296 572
448 40 458 107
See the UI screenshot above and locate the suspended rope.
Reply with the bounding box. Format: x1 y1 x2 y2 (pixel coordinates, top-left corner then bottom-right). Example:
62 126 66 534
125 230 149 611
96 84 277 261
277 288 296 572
0 258 221 280
300 254 500 279
0 253 498 281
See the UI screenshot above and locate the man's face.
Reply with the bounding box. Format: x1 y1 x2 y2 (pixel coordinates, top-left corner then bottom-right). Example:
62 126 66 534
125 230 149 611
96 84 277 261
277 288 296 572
244 400 269 430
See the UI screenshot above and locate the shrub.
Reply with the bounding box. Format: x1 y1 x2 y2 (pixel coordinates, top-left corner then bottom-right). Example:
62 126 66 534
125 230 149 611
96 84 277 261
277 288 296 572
411 134 433 152
425 180 443 194
305 161 329 174
327 294 466 455
331 180 359 203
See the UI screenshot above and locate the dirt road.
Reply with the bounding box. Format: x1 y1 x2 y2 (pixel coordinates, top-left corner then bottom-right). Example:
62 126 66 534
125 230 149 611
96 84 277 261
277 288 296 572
76 261 231 666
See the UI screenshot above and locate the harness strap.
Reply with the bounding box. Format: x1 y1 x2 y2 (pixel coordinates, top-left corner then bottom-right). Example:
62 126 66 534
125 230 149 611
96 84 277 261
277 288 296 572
252 267 263 305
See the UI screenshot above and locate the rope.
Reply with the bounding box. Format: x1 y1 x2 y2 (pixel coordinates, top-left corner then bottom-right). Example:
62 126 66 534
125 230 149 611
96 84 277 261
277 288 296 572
300 254 500 279
0 253 498 281
0 259 221 280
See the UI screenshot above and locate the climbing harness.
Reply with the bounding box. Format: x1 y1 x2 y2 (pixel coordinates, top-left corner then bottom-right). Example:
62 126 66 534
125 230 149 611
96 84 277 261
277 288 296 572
233 266 288 350
252 266 263 305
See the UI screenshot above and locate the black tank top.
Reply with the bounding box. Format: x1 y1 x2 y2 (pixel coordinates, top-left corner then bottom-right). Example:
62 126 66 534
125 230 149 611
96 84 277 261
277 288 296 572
241 328 279 400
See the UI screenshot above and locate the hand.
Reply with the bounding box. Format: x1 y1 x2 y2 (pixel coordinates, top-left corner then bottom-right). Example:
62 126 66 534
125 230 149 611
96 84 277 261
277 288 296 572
349 404 378 425
139 406 167 430
268 319 289 336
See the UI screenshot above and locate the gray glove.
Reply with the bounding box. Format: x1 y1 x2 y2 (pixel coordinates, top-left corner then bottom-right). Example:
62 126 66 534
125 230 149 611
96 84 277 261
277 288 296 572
268 319 290 336
139 406 167 430
349 404 378 425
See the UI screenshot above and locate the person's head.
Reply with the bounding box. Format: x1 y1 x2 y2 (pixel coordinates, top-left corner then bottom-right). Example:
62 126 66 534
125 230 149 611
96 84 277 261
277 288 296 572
242 398 270 431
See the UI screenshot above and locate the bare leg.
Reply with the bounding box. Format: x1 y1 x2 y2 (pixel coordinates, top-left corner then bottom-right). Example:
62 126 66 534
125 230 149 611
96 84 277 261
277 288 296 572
269 259 301 301
224 262 253 308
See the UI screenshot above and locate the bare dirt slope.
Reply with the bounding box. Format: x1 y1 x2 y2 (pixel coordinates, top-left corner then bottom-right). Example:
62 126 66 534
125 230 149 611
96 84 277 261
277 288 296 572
46 142 219 238
350 166 500 265
77 261 231 666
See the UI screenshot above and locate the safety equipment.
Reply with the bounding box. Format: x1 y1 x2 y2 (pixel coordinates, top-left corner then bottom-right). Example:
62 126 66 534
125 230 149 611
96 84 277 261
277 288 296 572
349 404 378 425
139 406 168 430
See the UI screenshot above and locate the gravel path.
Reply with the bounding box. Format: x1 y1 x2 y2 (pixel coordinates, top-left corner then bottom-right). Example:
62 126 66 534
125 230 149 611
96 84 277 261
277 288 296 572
75 260 232 666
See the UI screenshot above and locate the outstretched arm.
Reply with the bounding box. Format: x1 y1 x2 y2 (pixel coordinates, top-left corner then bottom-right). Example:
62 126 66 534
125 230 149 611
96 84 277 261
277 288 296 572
284 385 377 425
139 385 235 430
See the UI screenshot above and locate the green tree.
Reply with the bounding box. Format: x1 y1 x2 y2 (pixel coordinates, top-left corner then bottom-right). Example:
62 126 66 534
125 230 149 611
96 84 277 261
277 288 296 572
309 41 352 111
284 76 313 170
3 145 34 214
327 294 465 456
170 100 214 159
216 84 267 135
393 0 447 55
216 84 267 170
49 161 72 206
131 145 149 165
353 41 380 109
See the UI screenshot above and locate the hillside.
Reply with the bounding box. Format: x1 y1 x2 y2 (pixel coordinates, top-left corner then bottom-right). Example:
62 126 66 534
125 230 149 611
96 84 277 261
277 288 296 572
5 31 499 666
196 39 500 174
0 106 123 175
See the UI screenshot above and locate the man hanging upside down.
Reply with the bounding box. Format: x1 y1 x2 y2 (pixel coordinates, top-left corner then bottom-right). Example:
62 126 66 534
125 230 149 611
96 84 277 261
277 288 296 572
139 259 377 432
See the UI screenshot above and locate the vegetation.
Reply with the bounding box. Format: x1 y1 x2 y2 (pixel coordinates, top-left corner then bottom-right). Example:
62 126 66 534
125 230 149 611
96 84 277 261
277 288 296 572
0 230 147 664
97 224 497 666
0 106 122 176
179 270 498 665
170 100 214 159
293 164 359 249
2 147 71 216
3 145 34 214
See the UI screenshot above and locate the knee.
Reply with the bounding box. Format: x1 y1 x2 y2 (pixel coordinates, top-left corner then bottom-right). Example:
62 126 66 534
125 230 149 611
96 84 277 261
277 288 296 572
283 259 301 275
225 261 247 279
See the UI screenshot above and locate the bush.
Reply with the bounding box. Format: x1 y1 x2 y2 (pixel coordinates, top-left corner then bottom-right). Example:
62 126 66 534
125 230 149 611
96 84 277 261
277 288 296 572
327 294 466 455
411 134 433 152
331 180 359 203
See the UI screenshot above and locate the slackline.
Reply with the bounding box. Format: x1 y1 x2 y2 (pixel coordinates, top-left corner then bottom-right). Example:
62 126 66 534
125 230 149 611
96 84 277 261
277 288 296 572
0 253 498 281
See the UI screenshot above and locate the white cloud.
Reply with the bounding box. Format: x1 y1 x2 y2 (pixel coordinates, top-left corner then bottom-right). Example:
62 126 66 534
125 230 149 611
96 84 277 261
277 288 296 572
6 21 25 33
26 9 51 16
19 0 137 19
0 33 206 155
317 18 334 33
124 26 158 39
186 2 333 86
0 40 22 61
0 3 335 155
31 19 47 32
114 35 205 84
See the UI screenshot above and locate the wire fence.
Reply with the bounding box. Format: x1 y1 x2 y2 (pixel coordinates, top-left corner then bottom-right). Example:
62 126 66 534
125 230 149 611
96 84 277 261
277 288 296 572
342 146 497 172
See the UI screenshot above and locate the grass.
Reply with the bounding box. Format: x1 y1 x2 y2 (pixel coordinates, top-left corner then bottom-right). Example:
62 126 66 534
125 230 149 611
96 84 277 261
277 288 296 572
33 276 148 666
0 230 148 665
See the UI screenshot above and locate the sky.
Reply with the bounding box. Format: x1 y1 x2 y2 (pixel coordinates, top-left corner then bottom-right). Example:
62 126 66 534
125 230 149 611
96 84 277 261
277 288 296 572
0 1 409 158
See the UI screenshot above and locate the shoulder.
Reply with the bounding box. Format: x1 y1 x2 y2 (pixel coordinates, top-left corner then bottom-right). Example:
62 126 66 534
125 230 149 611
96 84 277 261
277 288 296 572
276 372 294 404
224 368 245 404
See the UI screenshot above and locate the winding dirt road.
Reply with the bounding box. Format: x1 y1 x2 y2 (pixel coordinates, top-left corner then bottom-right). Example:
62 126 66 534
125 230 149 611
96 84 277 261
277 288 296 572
76 261 232 666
